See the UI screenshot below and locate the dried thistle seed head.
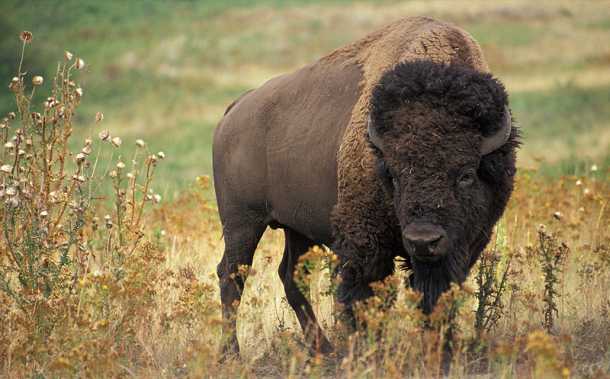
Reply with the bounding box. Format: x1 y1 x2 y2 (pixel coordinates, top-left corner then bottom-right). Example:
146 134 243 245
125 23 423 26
6 197 19 208
75 87 84 98
591 164 598 172
126 172 134 179
135 139 145 147
40 210 48 217
6 187 17 196
18 149 25 156
76 153 86 163
95 112 104 123
8 77 19 91
64 51 73 61
553 211 562 220
111 136 122 147
20 31 33 43
116 161 125 169
153 194 162 204
76 58 85 69
0 122 6 129
157 151 165 159
82 145 92 155
32 76 44 86
0 164 12 173
72 174 86 183
4 141 15 149
99 129 110 141
109 170 117 178
7 112 16 120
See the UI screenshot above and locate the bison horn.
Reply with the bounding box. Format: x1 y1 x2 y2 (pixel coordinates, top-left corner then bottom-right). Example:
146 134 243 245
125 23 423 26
480 106 512 156
367 115 385 151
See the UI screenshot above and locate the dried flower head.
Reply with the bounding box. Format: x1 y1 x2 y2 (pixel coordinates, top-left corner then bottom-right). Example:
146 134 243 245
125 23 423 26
0 164 12 174
95 112 104 123
8 77 19 91
590 164 598 172
72 175 86 183
64 51 73 61
75 87 84 98
32 76 44 86
153 194 162 204
39 210 48 217
75 153 86 163
111 136 122 147
20 31 33 43
99 130 110 141
76 58 85 70
116 161 126 169
4 142 15 149
135 139 145 148
157 151 166 159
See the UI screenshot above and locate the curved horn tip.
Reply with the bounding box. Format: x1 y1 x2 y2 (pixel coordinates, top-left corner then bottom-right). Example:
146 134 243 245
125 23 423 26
480 106 512 156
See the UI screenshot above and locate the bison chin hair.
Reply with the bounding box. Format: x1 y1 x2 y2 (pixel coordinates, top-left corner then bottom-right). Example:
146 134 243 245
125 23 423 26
408 247 469 314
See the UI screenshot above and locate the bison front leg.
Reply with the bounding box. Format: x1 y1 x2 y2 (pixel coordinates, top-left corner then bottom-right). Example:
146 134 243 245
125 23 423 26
335 253 395 330
279 228 333 355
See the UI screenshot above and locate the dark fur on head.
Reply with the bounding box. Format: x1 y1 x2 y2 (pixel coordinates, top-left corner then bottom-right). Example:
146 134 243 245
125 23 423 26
368 60 519 313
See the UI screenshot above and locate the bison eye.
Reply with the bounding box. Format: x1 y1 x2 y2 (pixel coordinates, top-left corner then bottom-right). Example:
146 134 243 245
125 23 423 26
457 170 476 188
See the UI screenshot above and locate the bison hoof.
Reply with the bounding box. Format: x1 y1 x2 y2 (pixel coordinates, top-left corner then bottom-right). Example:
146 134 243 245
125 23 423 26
218 340 240 363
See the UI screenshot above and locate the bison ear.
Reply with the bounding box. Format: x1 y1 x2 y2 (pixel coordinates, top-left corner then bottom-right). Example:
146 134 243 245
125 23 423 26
480 106 512 156
367 115 385 151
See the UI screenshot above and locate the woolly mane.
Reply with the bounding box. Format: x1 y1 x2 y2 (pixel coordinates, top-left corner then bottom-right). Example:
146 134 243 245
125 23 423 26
370 60 509 138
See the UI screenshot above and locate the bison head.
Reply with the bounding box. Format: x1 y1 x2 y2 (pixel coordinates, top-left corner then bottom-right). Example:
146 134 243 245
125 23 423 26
368 60 518 313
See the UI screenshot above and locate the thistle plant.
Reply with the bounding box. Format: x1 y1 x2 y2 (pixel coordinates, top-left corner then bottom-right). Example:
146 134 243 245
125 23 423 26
534 225 569 334
474 249 512 338
0 31 164 333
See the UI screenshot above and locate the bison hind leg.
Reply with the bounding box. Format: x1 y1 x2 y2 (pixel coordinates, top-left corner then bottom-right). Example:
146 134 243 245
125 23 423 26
279 228 333 355
217 218 267 358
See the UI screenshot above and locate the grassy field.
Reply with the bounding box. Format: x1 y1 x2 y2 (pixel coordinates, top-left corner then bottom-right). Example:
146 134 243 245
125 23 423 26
0 0 609 378
2 0 610 191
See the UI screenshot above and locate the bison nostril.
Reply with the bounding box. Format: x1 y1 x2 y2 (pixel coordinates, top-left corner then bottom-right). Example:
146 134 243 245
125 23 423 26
428 236 441 251
403 223 447 258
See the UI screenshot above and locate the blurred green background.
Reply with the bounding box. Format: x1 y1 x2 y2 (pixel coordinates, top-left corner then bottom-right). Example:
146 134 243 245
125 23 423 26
1 0 609 197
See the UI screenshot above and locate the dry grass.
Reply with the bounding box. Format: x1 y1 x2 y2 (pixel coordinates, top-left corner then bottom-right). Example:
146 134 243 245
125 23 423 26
1 5 610 378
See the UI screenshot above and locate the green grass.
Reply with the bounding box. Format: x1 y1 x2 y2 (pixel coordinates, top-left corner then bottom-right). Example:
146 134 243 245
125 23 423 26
1 0 609 196
512 83 610 138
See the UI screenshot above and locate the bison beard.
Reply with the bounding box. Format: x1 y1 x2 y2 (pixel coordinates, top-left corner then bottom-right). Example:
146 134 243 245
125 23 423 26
410 252 468 314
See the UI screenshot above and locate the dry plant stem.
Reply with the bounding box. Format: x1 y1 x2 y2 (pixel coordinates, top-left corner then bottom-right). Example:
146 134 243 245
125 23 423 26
134 161 154 228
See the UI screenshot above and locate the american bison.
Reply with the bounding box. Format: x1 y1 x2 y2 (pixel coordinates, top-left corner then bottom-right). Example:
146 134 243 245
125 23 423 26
213 16 518 355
